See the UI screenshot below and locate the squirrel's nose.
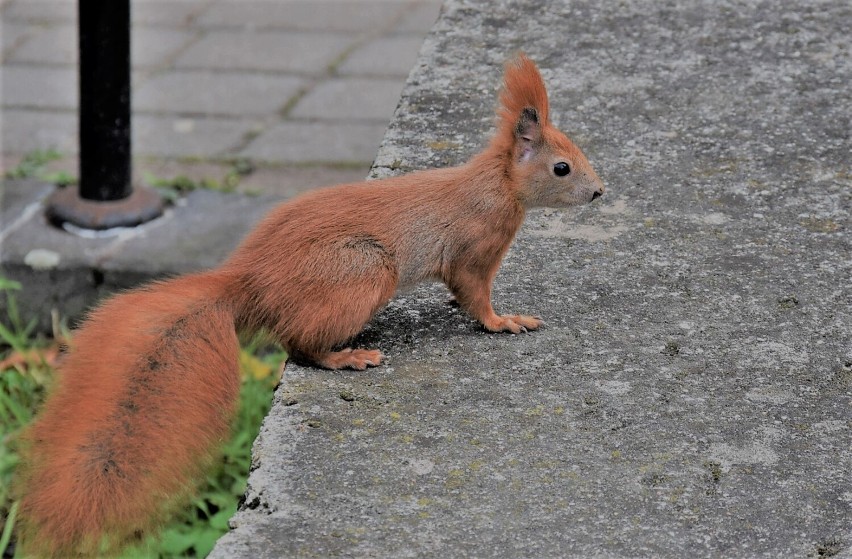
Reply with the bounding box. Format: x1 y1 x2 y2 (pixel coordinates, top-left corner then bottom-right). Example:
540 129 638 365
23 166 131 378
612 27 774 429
591 190 602 201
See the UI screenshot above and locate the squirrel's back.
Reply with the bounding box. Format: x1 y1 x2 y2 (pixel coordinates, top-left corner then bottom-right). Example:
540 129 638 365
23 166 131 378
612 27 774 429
17 272 241 556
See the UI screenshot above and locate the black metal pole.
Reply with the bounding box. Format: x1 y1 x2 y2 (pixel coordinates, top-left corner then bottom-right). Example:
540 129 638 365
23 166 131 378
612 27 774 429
46 0 163 230
79 0 131 201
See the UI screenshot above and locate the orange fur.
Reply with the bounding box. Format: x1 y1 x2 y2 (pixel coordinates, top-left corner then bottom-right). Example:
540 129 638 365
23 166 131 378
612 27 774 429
16 54 605 556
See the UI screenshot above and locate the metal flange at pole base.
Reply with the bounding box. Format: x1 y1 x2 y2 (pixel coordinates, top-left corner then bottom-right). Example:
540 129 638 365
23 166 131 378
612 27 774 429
46 185 165 231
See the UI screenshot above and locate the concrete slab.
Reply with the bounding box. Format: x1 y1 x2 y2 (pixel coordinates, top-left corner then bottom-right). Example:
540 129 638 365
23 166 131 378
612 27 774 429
240 121 388 165
1 0 438 171
0 181 123 329
195 0 411 33
1 65 77 109
395 0 443 33
7 23 195 67
0 179 284 331
0 177 54 231
234 165 372 198
9 24 194 68
174 30 354 74
5 23 75 65
0 108 76 155
98 188 279 277
2 0 76 23
0 21 34 57
132 114 256 158
131 0 210 27
131 27 199 68
337 36 430 77
211 0 852 557
134 70 307 116
291 77 405 121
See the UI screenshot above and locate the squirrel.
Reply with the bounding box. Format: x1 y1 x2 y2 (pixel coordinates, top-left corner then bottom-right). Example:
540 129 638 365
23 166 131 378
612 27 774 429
16 54 604 556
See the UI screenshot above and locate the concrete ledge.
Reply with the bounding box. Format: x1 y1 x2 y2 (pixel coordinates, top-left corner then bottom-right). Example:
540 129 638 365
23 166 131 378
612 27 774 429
211 0 851 557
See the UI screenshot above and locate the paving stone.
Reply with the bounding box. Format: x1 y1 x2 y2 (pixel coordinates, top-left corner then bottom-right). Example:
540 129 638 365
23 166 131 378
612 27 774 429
3 0 76 23
175 30 354 74
291 77 404 121
337 35 428 77
132 27 199 67
196 0 410 33
395 0 443 33
134 70 306 116
6 23 74 65
1 22 35 57
8 24 195 67
234 164 370 198
240 121 387 164
0 108 77 155
1 65 77 109
132 114 257 158
135 27 202 68
131 0 210 27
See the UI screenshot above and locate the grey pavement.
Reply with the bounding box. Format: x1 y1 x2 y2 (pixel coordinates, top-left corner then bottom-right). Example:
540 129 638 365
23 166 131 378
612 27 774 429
1 0 442 194
210 0 851 558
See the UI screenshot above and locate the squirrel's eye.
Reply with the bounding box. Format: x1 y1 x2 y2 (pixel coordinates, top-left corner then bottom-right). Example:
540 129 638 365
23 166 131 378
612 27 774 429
554 162 571 177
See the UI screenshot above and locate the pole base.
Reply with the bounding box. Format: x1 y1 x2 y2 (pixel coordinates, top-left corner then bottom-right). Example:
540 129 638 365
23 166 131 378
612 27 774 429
46 185 165 230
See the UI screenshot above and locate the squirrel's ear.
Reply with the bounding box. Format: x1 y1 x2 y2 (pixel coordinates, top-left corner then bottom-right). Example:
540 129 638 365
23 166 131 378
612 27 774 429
495 54 550 160
516 107 541 140
514 106 542 162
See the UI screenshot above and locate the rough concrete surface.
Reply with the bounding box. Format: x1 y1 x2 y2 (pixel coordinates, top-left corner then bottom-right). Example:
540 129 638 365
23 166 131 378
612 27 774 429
211 1 851 558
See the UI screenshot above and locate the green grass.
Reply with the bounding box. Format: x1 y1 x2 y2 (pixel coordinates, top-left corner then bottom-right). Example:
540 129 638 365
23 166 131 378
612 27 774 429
4 149 76 186
5 149 260 195
143 158 256 202
0 279 282 558
0 279 49 558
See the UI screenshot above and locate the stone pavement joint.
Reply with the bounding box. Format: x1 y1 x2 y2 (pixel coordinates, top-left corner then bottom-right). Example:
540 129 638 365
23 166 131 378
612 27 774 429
1 0 442 194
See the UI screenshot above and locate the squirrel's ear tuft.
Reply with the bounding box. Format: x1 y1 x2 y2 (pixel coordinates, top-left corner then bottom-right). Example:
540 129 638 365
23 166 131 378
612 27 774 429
498 54 550 135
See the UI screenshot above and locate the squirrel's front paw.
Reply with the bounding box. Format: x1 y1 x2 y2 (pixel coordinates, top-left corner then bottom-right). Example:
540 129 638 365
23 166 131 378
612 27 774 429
484 314 543 334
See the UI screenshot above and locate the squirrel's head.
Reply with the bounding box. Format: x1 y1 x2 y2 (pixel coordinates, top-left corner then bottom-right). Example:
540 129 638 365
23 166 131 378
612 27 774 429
492 54 605 208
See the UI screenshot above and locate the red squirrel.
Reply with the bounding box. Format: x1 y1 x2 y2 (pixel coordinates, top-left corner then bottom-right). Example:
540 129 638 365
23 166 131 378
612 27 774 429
17 55 604 556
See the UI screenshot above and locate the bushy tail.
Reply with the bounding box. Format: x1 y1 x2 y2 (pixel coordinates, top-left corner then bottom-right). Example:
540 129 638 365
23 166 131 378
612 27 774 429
16 272 241 557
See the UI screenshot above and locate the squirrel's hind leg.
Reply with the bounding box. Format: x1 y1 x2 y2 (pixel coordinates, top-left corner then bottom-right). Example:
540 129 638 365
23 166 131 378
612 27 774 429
282 263 397 371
